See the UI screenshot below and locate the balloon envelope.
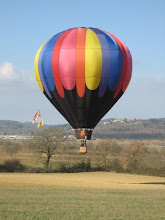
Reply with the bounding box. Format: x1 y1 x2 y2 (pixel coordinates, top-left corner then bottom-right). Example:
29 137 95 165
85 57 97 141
34 27 132 139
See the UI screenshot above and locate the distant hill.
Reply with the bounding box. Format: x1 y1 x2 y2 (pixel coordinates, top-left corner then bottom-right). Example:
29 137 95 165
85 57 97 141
93 118 165 139
0 118 165 139
0 120 36 135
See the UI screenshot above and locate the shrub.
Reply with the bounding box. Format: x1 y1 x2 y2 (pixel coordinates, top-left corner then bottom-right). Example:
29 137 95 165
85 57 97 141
54 159 92 173
0 159 26 172
26 166 48 173
71 160 91 172
109 159 123 173
56 162 68 173
0 164 5 172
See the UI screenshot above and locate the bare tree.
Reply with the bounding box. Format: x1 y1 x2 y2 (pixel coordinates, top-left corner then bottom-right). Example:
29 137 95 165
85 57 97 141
122 141 148 172
3 140 21 158
33 127 63 168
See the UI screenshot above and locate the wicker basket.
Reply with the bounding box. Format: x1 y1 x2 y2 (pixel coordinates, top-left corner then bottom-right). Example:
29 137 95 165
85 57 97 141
80 145 87 154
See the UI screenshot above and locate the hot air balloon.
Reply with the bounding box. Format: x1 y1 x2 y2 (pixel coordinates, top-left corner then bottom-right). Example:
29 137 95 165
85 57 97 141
34 27 132 153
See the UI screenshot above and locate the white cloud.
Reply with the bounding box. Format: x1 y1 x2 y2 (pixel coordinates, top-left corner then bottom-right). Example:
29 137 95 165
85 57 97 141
131 74 165 91
0 62 34 82
148 75 165 85
132 58 140 64
0 61 37 92
104 74 165 119
0 62 18 80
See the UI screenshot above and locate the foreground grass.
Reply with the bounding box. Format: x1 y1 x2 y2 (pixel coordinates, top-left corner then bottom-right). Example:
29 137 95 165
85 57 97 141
0 172 165 219
0 188 165 220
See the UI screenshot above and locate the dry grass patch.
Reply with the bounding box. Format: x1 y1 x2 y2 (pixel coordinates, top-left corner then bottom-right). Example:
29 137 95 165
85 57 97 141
0 172 165 190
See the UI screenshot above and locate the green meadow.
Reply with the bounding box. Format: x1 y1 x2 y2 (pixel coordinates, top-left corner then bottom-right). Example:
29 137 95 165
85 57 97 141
0 188 165 220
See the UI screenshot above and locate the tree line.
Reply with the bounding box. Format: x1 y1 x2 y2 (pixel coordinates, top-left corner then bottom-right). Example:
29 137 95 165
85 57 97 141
0 127 165 177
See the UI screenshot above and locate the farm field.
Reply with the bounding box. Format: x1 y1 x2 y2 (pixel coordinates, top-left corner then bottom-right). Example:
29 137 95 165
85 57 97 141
0 172 165 220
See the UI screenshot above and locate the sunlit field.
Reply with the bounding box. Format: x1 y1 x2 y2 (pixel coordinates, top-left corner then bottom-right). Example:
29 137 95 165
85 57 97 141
0 172 165 190
0 172 165 220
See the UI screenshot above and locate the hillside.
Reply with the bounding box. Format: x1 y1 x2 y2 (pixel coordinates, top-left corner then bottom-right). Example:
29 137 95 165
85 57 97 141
0 120 36 136
0 118 165 139
93 118 165 139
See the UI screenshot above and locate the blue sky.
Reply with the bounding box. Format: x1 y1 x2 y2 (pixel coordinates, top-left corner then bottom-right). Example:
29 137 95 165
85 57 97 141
0 0 165 124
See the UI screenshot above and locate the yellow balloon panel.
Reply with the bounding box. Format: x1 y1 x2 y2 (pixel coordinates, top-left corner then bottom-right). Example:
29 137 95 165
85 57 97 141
34 42 46 92
85 29 102 90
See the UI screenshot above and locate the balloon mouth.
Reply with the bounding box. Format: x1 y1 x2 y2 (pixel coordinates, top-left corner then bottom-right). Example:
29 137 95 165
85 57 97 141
74 129 93 140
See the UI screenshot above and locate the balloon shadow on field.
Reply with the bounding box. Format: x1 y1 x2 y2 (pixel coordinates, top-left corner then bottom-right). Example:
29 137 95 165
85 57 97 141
133 182 165 185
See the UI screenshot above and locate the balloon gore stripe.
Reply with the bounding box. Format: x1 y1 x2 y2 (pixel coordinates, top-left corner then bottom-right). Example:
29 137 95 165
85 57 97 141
35 27 132 99
76 28 86 97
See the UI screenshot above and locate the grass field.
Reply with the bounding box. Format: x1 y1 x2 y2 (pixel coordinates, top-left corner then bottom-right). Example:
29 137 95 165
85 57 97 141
0 172 165 219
